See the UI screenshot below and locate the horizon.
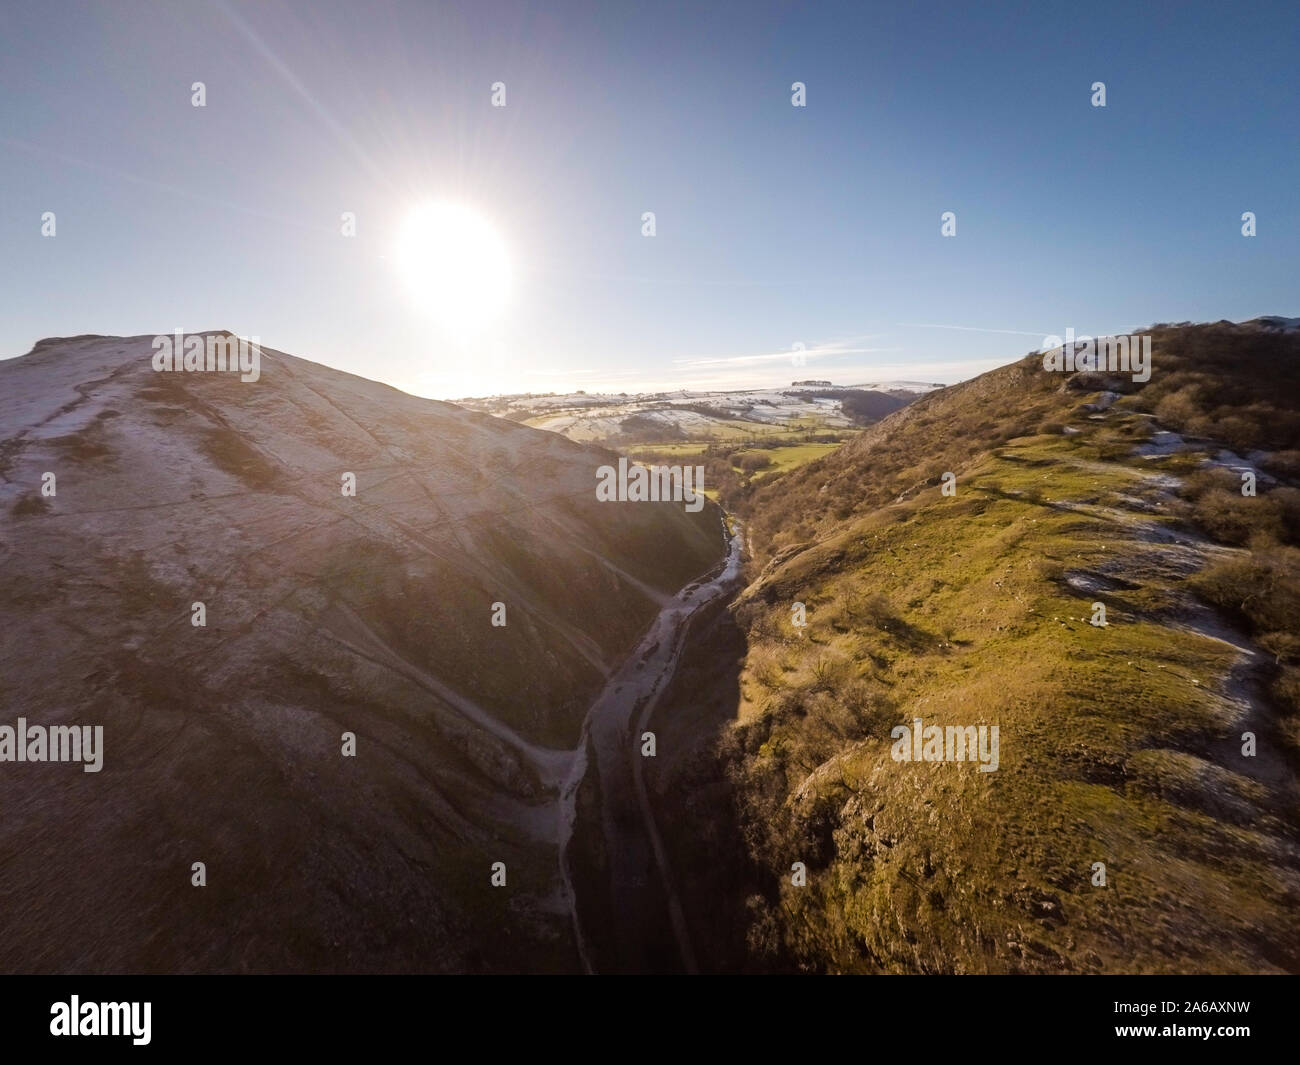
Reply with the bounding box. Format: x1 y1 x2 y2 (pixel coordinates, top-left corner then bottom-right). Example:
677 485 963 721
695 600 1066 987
6 312 1290 402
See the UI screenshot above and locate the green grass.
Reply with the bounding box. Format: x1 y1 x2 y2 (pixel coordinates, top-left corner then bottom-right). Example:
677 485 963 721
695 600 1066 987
625 442 712 461
618 418 846 452
722 405 1300 974
628 439 853 475
736 442 845 479
637 419 792 445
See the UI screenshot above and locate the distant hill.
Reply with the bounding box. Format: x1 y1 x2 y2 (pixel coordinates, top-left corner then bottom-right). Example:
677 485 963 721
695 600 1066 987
459 385 932 446
795 388 912 425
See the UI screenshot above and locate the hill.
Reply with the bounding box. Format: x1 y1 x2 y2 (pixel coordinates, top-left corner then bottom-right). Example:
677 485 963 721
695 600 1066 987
652 320 1300 973
0 332 724 973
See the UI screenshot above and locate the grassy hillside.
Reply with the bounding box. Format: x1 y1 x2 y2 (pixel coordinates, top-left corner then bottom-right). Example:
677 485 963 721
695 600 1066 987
657 320 1300 973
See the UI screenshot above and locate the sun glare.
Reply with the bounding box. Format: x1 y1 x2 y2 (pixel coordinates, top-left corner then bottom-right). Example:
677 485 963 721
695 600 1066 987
395 202 511 332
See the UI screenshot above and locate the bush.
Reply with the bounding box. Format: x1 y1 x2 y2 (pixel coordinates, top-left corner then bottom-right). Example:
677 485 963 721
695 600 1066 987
1191 488 1272 545
737 453 773 472
1192 546 1300 637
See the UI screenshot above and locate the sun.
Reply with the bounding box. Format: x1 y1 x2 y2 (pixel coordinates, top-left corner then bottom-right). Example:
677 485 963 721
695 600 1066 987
394 201 511 332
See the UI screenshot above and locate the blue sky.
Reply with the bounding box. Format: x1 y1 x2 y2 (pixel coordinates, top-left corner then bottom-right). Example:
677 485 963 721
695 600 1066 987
2 0 1296 398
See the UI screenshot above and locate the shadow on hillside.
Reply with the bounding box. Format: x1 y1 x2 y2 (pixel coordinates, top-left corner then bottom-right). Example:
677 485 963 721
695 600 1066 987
642 592 753 973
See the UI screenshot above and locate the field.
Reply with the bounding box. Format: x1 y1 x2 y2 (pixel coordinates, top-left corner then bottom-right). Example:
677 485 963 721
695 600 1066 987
741 442 844 479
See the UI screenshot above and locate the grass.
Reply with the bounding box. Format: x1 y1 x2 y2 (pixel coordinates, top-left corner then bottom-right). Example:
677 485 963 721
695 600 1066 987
625 442 712 461
618 418 800 447
627 439 854 479
715 380 1300 973
737 442 845 479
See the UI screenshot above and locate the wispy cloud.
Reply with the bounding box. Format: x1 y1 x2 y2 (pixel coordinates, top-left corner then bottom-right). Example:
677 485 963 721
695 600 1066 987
897 322 1051 337
671 335 893 369
416 332 1025 399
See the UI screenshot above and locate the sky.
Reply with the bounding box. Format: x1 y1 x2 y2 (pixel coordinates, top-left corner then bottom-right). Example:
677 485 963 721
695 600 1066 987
1 0 1297 399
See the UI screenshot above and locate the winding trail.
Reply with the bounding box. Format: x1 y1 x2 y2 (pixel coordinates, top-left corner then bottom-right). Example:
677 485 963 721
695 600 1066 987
559 519 744 972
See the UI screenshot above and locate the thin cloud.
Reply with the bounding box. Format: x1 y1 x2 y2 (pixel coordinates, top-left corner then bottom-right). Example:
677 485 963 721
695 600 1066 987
672 335 893 369
897 322 1051 337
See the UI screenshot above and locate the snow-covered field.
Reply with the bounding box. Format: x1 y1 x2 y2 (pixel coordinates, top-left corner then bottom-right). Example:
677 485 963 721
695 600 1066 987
459 382 942 443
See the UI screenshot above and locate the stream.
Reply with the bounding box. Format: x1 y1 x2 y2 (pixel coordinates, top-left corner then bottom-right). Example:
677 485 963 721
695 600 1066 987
558 517 744 972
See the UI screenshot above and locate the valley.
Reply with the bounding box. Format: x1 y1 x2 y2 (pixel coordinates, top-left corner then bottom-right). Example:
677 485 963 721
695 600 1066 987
458 382 934 511
561 518 743 973
3 320 1297 974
